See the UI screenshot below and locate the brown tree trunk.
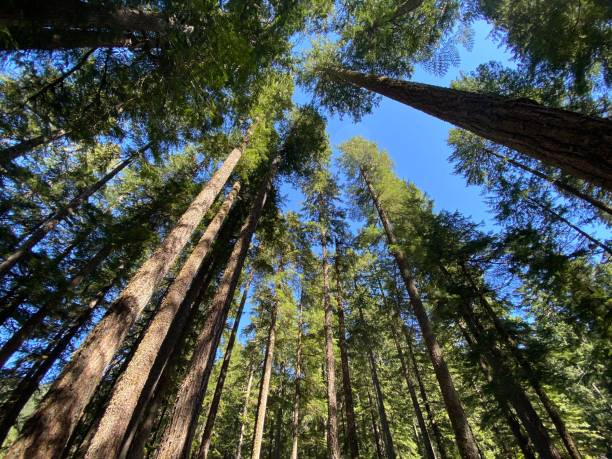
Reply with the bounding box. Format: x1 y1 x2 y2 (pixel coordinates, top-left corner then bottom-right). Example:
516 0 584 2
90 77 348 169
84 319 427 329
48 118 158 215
321 230 341 459
0 145 145 281
290 301 304 459
195 275 251 459
236 367 254 459
154 155 277 459
85 182 241 458
333 251 360 459
460 263 583 459
5 138 248 459
367 388 384 459
360 168 481 459
368 350 396 459
330 68 612 191
250 298 279 459
0 129 67 165
0 243 112 369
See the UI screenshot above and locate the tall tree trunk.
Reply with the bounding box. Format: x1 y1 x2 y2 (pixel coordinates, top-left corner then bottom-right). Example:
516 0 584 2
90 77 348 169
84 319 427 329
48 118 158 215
290 300 304 459
330 68 612 191
0 129 67 165
360 167 481 459
484 148 612 216
390 322 436 459
321 229 341 459
250 298 279 459
367 388 384 459
236 367 254 459
5 138 249 459
0 145 146 281
368 350 396 459
195 275 251 459
460 263 583 459
0 282 113 445
0 243 112 369
333 250 360 459
85 183 241 458
154 155 277 459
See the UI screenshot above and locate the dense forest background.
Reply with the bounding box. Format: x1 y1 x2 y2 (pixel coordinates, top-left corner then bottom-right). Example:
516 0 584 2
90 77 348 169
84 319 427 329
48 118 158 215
0 1 610 458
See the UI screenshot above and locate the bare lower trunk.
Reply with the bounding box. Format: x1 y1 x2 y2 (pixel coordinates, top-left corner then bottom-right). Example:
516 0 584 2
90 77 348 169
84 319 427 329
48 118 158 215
250 300 279 459
290 301 304 459
331 68 612 191
361 168 480 459
333 252 359 458
368 350 396 459
195 276 251 459
154 155 277 459
5 139 248 459
235 368 254 459
321 232 341 459
86 183 241 458
367 389 384 459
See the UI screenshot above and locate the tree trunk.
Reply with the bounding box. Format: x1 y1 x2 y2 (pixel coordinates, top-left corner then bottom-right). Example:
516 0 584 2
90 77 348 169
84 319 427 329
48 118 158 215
360 168 481 459
154 155 277 459
0 145 145 281
0 243 112 369
85 182 241 458
461 263 583 459
290 300 304 459
333 251 360 459
330 68 612 191
367 389 384 459
0 129 67 165
195 275 251 459
321 230 341 459
368 350 396 459
236 367 254 459
250 298 279 459
5 138 248 459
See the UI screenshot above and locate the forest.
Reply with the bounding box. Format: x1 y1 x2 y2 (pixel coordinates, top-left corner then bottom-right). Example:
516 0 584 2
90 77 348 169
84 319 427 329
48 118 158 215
0 0 610 458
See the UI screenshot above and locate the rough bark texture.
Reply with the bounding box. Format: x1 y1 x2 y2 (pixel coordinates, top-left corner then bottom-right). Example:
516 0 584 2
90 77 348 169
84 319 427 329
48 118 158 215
321 231 341 459
333 68 612 191
5 141 246 459
85 182 240 459
290 301 304 459
236 367 254 459
333 253 360 459
250 300 279 459
195 276 251 459
361 168 481 459
154 155 277 459
0 146 143 281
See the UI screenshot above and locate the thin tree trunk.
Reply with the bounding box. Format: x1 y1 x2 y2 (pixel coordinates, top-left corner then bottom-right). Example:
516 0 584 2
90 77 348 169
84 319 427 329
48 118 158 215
250 299 279 459
290 300 304 459
460 263 583 459
236 367 254 459
0 243 112 369
195 275 251 459
154 155 277 459
0 145 145 280
333 250 360 459
368 351 396 459
5 138 249 459
485 148 612 216
85 183 241 458
0 129 67 165
330 68 612 191
360 167 481 459
321 229 341 459
367 389 384 459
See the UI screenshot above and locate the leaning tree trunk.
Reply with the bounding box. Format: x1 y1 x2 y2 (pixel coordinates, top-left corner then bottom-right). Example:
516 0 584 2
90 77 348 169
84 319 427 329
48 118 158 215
290 300 304 459
4 137 249 459
0 144 147 281
460 263 583 459
195 275 252 459
236 367 255 459
321 229 341 459
360 167 481 459
154 155 278 459
333 251 360 459
329 68 612 192
0 129 68 165
250 298 279 459
85 182 241 459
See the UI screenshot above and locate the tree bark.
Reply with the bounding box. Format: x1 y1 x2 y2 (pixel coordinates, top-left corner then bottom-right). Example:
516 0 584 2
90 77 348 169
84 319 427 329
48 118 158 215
333 251 360 459
154 155 277 459
360 167 481 459
367 388 384 459
330 68 612 191
368 350 396 459
195 275 251 459
5 138 248 459
0 145 145 281
85 182 241 458
236 367 254 459
250 297 279 459
0 129 67 165
290 300 304 459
